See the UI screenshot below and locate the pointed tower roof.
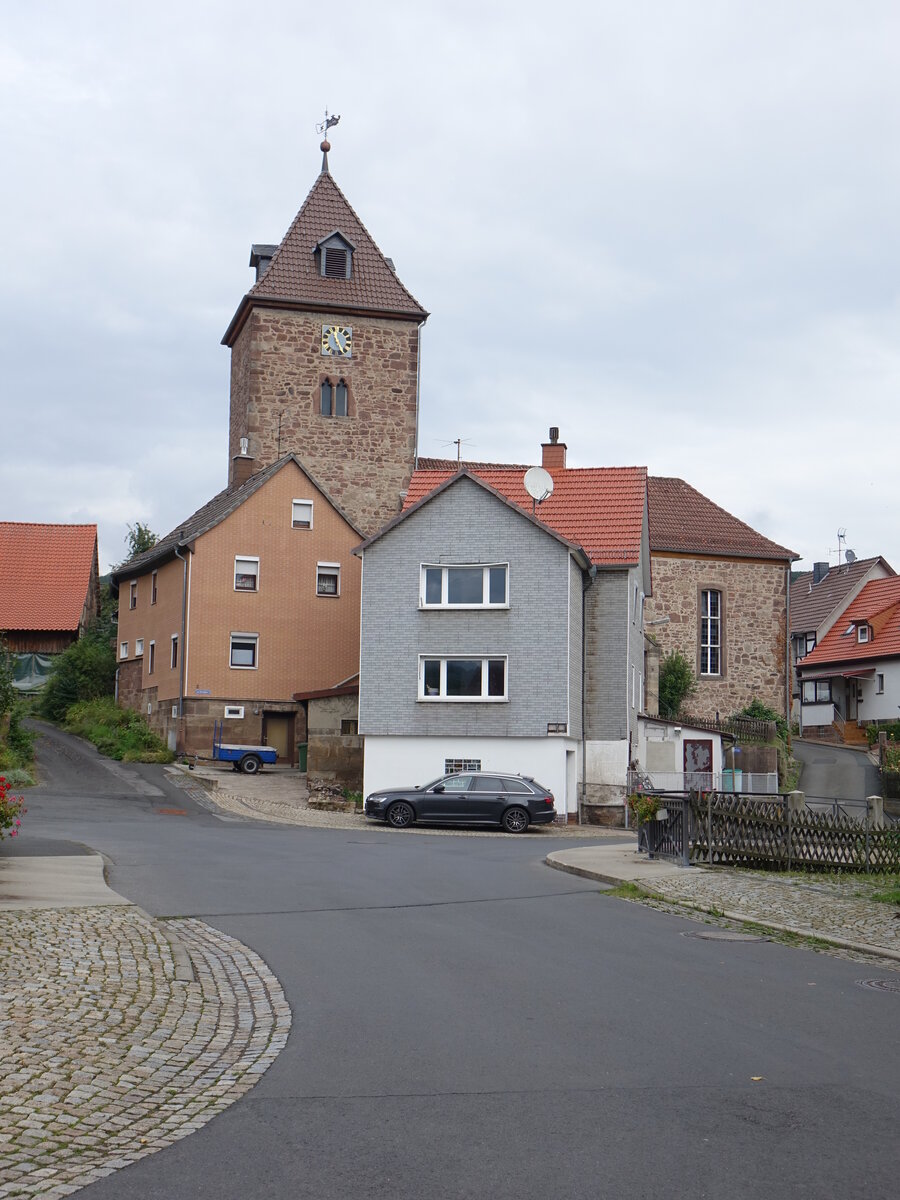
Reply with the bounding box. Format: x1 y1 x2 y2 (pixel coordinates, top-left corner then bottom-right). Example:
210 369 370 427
222 167 428 345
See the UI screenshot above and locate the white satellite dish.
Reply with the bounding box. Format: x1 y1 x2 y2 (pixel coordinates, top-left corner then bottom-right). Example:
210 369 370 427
523 466 554 504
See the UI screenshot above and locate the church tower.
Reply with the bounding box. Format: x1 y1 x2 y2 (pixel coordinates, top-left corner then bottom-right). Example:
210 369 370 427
222 137 428 536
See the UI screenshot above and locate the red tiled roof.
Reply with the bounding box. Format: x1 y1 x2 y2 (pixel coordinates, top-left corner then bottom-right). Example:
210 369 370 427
799 577 900 667
404 465 647 567
0 522 97 632
790 557 894 634
223 169 427 344
648 477 796 561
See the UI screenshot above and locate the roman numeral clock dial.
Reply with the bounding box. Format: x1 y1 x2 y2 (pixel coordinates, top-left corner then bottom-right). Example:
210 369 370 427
321 324 352 357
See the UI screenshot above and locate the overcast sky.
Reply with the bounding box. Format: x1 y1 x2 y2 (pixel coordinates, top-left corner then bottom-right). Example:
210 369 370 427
3 1 899 575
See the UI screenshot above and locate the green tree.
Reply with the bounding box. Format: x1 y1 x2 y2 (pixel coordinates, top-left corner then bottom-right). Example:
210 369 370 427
659 651 696 719
125 522 158 560
39 624 116 722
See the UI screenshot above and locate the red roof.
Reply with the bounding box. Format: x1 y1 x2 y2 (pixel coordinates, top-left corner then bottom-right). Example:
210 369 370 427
223 168 427 344
0 522 97 632
404 465 647 567
799 577 900 667
648 477 795 560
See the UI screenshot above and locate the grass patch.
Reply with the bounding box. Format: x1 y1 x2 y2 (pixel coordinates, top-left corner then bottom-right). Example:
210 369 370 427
603 881 658 901
872 882 900 905
63 698 174 764
0 767 35 787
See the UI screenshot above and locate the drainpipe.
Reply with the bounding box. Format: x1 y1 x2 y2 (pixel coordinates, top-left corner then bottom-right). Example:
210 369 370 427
581 563 598 825
414 321 424 466
174 538 189 755
785 562 792 750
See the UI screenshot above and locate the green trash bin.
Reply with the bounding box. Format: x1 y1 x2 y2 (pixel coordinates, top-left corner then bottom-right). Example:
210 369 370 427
298 743 308 772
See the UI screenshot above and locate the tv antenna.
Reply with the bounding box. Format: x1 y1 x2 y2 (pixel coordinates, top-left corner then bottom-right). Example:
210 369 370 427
523 466 554 514
830 528 855 568
438 437 474 464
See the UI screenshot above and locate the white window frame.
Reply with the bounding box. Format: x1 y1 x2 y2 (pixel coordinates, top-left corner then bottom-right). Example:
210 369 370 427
129 580 137 610
135 638 144 657
224 705 245 719
234 555 260 592
229 632 259 670
700 589 722 676
317 563 341 597
418 654 508 702
120 641 128 660
420 563 509 609
876 673 885 694
857 624 869 644
170 635 178 670
148 641 155 675
292 499 314 530
150 570 158 605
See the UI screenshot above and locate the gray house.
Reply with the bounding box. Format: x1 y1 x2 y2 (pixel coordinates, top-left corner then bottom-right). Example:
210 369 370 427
356 465 651 820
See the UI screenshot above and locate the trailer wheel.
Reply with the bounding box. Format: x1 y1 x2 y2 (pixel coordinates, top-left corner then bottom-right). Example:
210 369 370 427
240 754 262 775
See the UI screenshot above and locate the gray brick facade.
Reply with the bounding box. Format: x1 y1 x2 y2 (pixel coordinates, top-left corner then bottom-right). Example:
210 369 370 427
359 477 582 738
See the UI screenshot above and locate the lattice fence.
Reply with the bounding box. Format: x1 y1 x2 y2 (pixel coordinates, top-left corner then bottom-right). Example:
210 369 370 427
688 794 900 873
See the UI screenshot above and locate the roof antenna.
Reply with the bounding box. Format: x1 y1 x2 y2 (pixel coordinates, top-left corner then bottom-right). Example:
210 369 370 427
316 110 341 173
439 437 474 464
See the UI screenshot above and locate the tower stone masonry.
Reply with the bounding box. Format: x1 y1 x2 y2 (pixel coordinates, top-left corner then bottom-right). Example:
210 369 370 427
223 151 428 537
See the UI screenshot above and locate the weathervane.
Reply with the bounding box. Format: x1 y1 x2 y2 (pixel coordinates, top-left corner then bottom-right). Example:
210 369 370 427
316 110 341 171
316 109 341 137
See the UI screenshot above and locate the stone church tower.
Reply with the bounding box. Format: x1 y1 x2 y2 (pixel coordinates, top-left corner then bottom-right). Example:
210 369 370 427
222 142 428 536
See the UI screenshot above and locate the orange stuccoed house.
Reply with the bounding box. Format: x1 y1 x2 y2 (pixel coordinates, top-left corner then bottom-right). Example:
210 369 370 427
111 456 362 763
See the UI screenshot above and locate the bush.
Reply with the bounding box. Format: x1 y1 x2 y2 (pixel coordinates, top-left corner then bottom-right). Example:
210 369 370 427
63 698 173 763
40 629 116 722
867 721 900 747
731 698 788 745
659 652 695 719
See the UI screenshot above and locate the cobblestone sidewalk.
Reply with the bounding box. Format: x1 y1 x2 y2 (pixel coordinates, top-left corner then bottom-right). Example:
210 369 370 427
0 906 291 1198
649 869 900 959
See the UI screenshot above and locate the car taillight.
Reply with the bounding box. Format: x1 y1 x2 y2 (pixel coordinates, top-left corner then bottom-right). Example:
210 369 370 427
545 795 554 805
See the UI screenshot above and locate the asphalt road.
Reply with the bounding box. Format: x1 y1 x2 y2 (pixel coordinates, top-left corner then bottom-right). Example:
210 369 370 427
8 723 900 1199
794 738 881 804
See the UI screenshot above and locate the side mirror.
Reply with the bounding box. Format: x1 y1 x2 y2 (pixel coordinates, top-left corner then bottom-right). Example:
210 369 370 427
431 784 445 793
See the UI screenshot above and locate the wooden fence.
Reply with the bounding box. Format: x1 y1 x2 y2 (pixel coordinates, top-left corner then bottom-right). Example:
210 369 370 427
680 714 777 743
644 793 900 873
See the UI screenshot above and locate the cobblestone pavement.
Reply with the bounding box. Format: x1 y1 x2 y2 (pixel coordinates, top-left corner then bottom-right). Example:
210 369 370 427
171 764 626 838
648 868 900 958
0 906 291 1198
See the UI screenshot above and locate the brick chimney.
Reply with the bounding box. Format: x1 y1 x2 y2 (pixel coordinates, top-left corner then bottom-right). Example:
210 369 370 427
541 426 567 472
231 437 254 488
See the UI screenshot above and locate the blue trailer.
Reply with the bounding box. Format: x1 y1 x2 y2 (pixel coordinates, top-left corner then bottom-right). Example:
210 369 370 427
211 720 278 774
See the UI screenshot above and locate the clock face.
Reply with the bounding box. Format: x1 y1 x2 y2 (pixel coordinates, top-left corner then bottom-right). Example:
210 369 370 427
321 324 352 357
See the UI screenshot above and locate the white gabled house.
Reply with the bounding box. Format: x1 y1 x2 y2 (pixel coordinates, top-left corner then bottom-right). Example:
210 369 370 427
356 449 653 821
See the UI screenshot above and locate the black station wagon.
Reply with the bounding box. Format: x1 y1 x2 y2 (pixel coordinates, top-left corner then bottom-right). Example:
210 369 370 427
364 772 556 833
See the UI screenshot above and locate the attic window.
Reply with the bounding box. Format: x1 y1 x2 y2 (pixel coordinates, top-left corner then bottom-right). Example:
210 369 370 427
323 246 350 278
315 233 355 280
857 624 870 644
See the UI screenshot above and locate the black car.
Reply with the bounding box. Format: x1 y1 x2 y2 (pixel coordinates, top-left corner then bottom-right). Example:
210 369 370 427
364 772 556 832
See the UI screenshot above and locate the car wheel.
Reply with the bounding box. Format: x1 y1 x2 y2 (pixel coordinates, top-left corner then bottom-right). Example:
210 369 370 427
240 754 262 775
501 806 529 833
386 801 415 829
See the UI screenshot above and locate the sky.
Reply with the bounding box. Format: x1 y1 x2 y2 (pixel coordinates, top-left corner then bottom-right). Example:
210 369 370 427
2 1 899 574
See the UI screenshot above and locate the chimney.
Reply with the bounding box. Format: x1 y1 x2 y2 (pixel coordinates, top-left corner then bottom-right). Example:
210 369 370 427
812 561 830 585
232 437 254 488
541 426 567 472
249 244 278 282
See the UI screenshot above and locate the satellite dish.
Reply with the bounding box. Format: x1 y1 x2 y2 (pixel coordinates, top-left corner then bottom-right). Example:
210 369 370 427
524 466 554 504
845 549 857 565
